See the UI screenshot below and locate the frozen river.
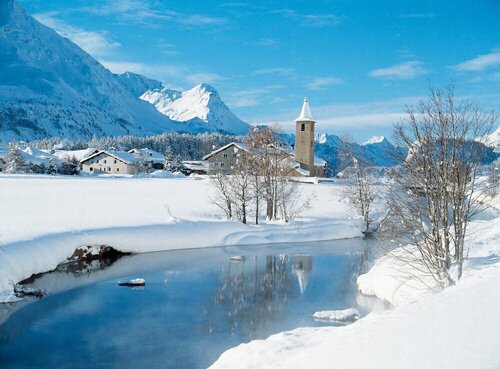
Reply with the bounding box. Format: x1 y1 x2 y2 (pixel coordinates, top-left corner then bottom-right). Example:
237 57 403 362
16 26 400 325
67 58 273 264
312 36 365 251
0 239 375 369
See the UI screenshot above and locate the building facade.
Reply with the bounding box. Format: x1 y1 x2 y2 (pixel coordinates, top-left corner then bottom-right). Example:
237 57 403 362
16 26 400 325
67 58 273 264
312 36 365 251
80 151 139 175
203 142 249 175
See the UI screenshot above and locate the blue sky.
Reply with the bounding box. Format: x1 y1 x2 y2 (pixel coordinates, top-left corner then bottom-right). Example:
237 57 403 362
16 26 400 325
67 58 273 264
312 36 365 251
19 0 500 142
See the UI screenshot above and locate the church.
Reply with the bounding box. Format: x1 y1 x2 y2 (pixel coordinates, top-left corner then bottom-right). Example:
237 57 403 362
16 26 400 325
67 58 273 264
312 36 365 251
203 98 325 177
293 97 325 177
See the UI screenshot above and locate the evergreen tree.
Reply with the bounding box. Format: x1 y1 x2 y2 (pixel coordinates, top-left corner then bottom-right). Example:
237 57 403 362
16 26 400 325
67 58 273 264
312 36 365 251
5 142 26 174
47 157 57 175
163 146 174 171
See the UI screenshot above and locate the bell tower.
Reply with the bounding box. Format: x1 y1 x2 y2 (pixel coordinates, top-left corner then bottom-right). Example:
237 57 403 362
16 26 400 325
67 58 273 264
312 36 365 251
294 97 315 175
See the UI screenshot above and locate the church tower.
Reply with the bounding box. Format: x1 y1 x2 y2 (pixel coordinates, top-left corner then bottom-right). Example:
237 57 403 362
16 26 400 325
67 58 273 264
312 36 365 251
294 97 316 175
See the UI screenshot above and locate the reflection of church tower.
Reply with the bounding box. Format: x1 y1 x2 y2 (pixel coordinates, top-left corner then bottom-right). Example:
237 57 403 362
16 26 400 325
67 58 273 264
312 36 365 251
295 97 316 176
292 255 312 295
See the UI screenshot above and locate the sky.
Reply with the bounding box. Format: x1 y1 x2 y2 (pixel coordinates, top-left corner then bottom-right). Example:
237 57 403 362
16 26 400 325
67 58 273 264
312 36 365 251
19 0 500 142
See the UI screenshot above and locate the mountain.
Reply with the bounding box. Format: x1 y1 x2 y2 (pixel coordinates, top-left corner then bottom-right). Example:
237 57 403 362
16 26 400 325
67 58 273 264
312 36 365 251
141 83 251 135
0 0 180 143
116 72 164 97
362 136 406 167
313 134 406 174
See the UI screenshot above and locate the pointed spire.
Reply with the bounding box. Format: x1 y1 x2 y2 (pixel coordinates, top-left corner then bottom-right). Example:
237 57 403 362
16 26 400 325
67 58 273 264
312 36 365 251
295 97 315 122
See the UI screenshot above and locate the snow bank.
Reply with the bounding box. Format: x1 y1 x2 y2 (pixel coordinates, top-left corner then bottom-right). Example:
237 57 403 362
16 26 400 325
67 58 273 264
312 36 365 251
357 247 441 306
312 309 359 322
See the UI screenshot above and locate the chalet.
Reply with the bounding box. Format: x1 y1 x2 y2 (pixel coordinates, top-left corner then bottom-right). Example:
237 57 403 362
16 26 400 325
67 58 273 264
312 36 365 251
128 148 165 169
203 142 250 174
181 160 209 175
80 150 139 175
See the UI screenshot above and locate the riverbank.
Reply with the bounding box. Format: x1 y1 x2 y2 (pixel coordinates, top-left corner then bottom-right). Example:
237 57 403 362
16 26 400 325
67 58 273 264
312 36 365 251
0 175 364 302
210 198 500 369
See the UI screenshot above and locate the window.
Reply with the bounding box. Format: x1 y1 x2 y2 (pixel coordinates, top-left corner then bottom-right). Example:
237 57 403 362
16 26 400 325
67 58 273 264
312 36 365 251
149 153 153 157
104 160 107 164
114 160 117 164
223 153 228 158
221 162 225 167
117 168 119 172
108 167 111 171
97 160 99 163
301 124 305 132
90 167 93 171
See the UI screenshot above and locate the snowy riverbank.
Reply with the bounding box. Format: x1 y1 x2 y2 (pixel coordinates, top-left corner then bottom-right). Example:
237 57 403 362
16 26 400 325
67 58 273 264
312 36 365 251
209 200 500 369
0 175 363 302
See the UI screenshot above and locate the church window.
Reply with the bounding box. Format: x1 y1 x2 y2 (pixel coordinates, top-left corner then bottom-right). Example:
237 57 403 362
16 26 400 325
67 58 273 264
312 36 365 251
301 124 305 132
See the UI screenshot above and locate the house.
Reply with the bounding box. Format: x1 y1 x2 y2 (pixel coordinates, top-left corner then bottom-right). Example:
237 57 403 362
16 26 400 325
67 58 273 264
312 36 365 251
128 148 165 169
80 150 139 175
203 142 250 174
202 98 326 177
181 160 209 175
0 157 5 173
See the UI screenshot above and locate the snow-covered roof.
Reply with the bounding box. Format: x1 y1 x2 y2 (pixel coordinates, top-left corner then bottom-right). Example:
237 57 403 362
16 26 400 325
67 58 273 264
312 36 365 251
295 97 315 122
52 148 98 161
181 160 209 171
128 148 165 164
81 150 137 165
202 142 249 160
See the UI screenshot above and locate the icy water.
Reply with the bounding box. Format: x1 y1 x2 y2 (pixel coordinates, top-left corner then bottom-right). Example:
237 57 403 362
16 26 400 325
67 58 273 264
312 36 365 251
0 239 375 369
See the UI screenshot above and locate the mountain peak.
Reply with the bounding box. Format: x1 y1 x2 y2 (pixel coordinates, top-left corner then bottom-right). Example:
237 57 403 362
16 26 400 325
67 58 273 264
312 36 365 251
363 136 388 145
141 84 250 135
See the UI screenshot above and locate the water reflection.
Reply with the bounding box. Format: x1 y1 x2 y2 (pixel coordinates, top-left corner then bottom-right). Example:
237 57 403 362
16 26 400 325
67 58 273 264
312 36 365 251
0 240 376 369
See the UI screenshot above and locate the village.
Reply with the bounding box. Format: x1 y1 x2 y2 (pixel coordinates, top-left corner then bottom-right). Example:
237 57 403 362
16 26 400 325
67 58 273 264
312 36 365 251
0 98 326 178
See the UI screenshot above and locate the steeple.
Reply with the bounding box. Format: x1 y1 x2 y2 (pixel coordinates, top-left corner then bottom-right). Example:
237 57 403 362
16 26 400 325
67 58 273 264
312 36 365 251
295 97 314 122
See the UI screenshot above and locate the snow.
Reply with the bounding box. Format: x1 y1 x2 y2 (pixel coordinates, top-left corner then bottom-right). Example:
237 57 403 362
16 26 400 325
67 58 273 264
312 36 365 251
141 83 251 135
312 308 360 322
209 197 500 369
0 175 361 302
295 97 314 122
362 136 386 145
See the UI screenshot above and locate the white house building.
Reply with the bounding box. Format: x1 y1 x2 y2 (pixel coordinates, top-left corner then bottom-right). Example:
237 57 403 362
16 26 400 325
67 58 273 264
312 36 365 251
80 150 140 174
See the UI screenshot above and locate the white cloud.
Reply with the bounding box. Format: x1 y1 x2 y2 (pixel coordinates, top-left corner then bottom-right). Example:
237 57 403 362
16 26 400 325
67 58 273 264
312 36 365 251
86 0 226 27
305 77 343 90
369 61 427 80
34 12 120 57
399 13 434 19
252 67 296 76
274 9 345 28
451 49 500 72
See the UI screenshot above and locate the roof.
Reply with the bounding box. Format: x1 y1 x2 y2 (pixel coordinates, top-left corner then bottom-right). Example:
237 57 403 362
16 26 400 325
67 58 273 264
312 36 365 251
128 148 165 164
295 97 315 122
80 150 137 165
202 142 249 160
181 160 209 171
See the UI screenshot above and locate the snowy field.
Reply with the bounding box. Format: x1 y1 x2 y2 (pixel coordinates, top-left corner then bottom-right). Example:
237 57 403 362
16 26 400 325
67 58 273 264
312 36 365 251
0 174 361 301
210 199 500 369
1 174 499 369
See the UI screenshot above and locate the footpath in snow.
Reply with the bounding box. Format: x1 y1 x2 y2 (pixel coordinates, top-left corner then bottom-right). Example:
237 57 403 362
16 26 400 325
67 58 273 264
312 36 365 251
210 202 500 369
0 175 362 302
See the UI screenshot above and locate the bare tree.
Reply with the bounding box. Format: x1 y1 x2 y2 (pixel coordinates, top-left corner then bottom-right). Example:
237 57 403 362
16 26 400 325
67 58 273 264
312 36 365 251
339 138 376 236
209 171 233 220
386 84 496 286
228 157 254 224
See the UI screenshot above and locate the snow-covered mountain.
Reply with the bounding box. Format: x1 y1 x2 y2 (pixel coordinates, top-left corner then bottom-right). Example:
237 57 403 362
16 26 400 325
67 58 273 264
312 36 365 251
0 0 179 143
313 133 406 174
116 72 164 98
141 83 251 135
362 136 406 167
